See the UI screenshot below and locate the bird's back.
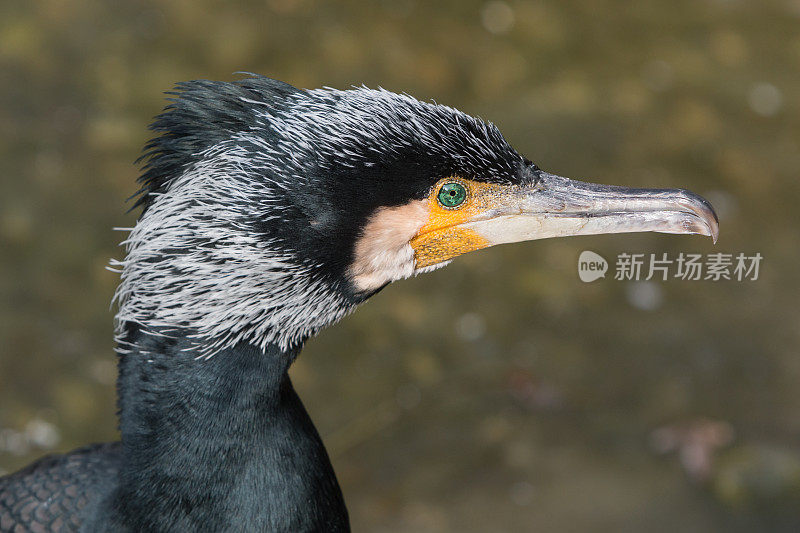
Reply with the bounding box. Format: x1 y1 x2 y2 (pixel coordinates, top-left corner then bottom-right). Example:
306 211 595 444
0 442 121 532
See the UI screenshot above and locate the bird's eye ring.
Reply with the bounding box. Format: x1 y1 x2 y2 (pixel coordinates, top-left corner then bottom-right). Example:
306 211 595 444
437 182 468 209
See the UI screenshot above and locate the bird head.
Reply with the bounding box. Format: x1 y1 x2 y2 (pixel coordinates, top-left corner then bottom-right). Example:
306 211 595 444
113 76 717 357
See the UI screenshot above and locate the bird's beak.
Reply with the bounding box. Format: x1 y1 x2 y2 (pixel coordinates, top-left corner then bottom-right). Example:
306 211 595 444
466 171 719 245
410 172 719 269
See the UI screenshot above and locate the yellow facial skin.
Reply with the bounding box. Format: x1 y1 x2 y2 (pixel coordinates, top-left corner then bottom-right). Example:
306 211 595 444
410 178 510 268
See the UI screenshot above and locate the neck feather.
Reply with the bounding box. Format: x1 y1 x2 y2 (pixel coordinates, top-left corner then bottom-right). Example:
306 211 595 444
103 326 349 531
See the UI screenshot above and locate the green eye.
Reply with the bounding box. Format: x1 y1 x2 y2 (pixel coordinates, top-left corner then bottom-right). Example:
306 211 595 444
437 182 467 209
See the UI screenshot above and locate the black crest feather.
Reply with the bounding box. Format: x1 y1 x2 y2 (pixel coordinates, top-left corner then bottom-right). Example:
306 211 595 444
133 76 300 212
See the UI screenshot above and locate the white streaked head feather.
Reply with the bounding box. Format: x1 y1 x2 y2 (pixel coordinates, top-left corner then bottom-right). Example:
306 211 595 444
113 146 354 358
114 85 512 357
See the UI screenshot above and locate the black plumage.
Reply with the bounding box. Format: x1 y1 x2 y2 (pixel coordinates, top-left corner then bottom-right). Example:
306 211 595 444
0 443 120 532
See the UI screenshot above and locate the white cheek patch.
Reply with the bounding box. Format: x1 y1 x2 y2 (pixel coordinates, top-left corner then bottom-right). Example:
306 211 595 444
349 200 429 292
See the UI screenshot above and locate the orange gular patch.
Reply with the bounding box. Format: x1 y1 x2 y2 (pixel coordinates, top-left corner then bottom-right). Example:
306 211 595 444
410 178 508 268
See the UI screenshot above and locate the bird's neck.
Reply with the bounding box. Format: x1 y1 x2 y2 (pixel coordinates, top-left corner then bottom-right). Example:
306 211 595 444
104 326 349 531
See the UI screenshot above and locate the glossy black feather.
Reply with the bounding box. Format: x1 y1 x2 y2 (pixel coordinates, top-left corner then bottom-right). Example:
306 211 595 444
0 443 121 532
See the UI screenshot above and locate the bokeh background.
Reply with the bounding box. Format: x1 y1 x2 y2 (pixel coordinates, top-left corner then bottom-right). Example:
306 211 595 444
1 0 799 531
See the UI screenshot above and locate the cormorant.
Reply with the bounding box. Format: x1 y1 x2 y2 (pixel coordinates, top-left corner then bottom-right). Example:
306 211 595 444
0 75 718 532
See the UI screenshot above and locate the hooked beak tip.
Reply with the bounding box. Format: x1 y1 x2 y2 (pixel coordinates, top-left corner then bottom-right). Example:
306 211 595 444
674 188 719 244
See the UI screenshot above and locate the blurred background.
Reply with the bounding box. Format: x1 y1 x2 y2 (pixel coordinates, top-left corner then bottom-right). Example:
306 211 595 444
1 0 799 531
